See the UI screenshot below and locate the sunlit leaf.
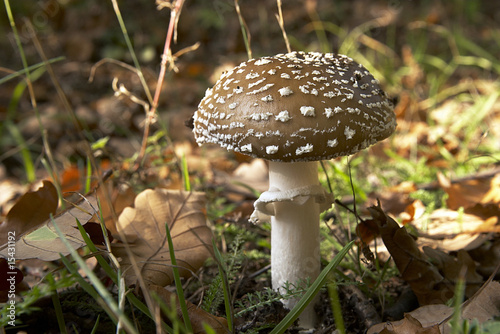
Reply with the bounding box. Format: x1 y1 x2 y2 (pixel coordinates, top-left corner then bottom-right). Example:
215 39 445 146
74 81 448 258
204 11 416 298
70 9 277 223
0 194 98 261
111 188 212 287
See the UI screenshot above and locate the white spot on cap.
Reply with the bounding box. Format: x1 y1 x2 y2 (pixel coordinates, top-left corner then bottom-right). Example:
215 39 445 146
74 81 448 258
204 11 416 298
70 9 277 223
344 126 356 139
255 58 272 66
245 72 260 80
281 73 291 79
247 83 274 94
278 87 293 96
248 78 266 89
266 145 279 154
275 110 292 122
324 107 333 118
228 102 238 110
296 144 313 155
261 95 273 102
241 144 252 152
300 106 315 117
230 122 245 129
327 139 338 147
250 112 273 121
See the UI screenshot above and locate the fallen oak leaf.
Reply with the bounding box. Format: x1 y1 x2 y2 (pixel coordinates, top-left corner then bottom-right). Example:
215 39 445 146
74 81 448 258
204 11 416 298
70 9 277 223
96 180 137 236
378 313 441 334
368 202 455 305
423 247 483 298
111 189 212 287
415 208 494 251
369 280 500 334
461 279 500 323
368 305 451 334
0 180 58 241
0 194 98 261
438 172 500 211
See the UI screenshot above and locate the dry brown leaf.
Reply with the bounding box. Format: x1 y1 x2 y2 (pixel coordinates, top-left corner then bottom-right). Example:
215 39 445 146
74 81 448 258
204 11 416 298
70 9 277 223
149 284 229 333
401 200 426 225
423 248 482 297
0 193 98 261
369 280 500 334
356 217 380 245
368 304 450 334
438 173 500 210
415 208 495 251
378 314 441 334
0 178 28 216
462 279 500 323
367 181 417 218
368 203 454 305
96 181 136 236
0 180 58 241
112 189 212 287
469 239 500 277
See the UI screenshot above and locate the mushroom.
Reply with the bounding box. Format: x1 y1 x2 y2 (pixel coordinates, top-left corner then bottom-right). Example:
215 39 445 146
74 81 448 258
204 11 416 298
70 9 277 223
192 51 396 327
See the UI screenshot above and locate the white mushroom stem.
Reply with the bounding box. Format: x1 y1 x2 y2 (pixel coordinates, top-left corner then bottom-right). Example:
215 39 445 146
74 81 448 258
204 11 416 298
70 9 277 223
255 160 327 328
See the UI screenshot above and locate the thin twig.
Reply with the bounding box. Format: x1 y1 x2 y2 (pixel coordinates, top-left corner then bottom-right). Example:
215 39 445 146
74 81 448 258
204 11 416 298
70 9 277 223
234 0 252 59
135 0 185 169
88 58 146 83
110 0 153 104
275 0 291 53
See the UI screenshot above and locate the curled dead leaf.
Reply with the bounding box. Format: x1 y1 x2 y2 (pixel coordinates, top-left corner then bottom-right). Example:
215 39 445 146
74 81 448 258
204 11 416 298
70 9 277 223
0 189 98 261
112 189 212 287
0 180 58 241
369 280 500 334
368 203 454 305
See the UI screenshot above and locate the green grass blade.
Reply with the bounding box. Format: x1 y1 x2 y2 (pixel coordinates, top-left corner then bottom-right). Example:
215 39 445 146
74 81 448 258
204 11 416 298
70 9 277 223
0 57 65 85
327 281 345 334
110 0 152 104
76 204 173 332
6 121 35 183
85 158 92 193
52 216 138 334
47 274 68 334
90 315 101 334
126 293 174 333
75 218 118 283
181 154 191 192
270 240 355 334
212 239 234 332
165 222 193 333
3 0 30 77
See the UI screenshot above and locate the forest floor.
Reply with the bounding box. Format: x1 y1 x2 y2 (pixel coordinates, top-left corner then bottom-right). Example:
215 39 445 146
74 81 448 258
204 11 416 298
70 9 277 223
1 0 500 333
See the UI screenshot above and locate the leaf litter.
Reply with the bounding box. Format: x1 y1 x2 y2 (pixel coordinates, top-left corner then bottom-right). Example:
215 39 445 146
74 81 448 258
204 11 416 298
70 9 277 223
1 0 500 332
0 181 98 261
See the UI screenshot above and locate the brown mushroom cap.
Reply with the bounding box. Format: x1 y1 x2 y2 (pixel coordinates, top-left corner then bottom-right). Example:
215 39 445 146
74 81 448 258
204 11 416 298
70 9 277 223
193 51 396 162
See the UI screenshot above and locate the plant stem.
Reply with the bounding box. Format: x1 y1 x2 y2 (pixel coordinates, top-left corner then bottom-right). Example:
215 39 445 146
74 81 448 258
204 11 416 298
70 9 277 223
135 0 185 168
